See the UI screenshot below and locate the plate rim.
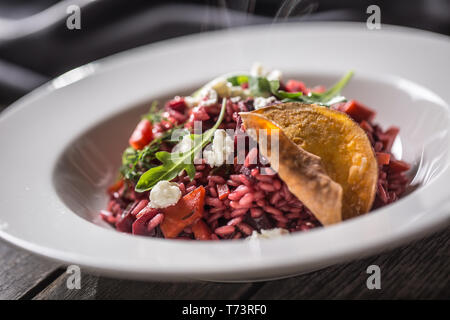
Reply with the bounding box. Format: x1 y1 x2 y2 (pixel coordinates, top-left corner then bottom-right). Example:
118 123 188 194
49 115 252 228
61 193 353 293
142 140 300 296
1 21 450 280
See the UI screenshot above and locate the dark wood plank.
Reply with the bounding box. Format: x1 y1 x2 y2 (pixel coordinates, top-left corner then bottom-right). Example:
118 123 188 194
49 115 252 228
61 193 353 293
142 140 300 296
33 227 449 300
34 273 258 300
0 240 62 300
250 226 450 299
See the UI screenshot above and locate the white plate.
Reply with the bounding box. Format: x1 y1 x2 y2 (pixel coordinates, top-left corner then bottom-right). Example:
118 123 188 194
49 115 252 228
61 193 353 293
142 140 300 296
0 22 449 282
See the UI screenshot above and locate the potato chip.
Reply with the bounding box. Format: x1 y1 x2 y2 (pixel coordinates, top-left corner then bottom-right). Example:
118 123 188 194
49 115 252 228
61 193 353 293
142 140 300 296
240 112 343 226
249 102 378 220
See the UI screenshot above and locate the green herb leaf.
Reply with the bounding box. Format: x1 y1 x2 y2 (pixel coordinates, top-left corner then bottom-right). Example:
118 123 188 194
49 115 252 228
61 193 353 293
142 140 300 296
142 101 164 124
248 76 272 97
227 75 249 86
228 75 273 97
226 71 353 106
277 71 354 106
120 125 181 182
135 98 227 192
269 80 304 99
310 71 354 104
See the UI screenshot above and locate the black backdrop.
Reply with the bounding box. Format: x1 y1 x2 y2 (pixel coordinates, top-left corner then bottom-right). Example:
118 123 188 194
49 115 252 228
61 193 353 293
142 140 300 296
0 0 448 106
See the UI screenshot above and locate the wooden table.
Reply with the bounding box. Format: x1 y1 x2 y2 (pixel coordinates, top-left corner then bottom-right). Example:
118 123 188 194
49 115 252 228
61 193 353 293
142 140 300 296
1 226 448 300
0 104 448 300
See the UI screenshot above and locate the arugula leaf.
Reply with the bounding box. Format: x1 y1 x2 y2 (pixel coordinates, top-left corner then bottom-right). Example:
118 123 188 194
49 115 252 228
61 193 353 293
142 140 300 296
227 71 353 106
272 71 354 106
227 75 249 86
227 75 273 97
120 125 180 182
248 76 272 97
135 98 227 192
269 81 303 99
306 71 354 105
226 71 353 107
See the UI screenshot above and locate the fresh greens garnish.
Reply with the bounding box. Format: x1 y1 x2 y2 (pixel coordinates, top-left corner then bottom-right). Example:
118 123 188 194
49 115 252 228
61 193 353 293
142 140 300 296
227 75 272 97
226 71 354 107
298 71 354 106
227 75 249 86
135 98 227 192
249 76 273 98
142 101 164 124
120 126 181 182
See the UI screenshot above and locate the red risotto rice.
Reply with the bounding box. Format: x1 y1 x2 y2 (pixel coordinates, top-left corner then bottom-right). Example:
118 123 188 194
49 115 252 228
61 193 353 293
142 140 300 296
100 68 410 240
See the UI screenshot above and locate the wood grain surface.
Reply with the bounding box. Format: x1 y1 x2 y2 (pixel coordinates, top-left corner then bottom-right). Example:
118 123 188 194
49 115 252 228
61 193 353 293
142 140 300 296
0 227 446 300
0 243 62 300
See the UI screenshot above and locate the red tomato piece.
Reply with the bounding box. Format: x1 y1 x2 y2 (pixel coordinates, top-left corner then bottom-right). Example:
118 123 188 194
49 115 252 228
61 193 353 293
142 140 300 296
359 120 374 133
308 85 326 94
389 160 411 174
338 100 376 123
160 186 206 238
192 106 210 121
217 184 230 200
285 80 307 94
129 119 154 150
192 220 212 240
167 96 187 112
107 179 124 194
376 152 391 165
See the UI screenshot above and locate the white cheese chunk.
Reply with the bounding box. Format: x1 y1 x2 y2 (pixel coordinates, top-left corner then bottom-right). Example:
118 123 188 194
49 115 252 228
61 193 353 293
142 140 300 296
247 228 289 240
184 96 198 108
210 77 248 99
210 77 231 97
149 181 182 209
230 96 242 103
203 129 234 167
172 134 192 154
250 62 268 77
250 62 282 81
184 72 254 108
254 96 276 110
198 88 218 107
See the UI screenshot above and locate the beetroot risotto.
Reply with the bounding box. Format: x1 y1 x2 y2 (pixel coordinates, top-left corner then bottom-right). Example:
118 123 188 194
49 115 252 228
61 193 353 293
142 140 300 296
101 63 411 240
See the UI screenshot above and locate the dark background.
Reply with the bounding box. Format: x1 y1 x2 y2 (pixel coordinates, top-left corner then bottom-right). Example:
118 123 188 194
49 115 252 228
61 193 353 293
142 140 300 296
0 0 449 106
0 0 449 300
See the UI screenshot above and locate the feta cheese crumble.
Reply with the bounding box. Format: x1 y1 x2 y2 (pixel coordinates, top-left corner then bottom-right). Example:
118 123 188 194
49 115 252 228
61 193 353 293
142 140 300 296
210 77 231 97
184 95 198 108
203 129 234 167
209 77 248 99
198 88 218 107
254 96 277 110
230 96 242 103
172 133 192 154
184 76 250 108
247 228 289 240
267 69 282 81
250 62 282 81
149 181 181 209
184 63 281 109
250 62 267 77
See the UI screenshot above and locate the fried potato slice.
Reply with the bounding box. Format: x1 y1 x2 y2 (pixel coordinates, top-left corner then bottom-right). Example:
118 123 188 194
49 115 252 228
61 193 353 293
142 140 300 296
250 102 378 220
240 112 343 226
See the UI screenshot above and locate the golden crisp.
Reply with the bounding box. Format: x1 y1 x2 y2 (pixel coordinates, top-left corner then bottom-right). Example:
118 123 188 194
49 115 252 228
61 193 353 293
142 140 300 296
240 112 343 226
250 102 378 221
